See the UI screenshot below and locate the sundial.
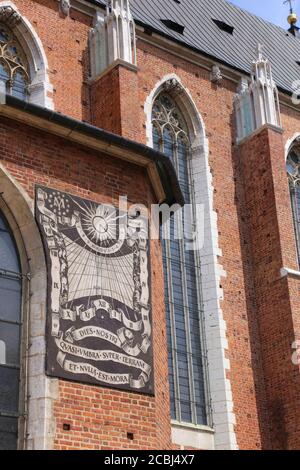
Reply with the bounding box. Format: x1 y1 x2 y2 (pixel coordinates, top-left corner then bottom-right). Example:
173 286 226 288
35 185 153 394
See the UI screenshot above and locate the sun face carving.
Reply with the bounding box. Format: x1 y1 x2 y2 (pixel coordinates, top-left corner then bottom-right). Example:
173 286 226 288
93 214 109 236
81 203 118 244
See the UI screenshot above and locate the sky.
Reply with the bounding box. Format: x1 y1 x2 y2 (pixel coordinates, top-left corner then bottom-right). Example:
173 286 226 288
230 0 300 29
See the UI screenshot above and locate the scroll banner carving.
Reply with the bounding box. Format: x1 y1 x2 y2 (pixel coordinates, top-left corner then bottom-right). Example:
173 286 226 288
35 186 153 394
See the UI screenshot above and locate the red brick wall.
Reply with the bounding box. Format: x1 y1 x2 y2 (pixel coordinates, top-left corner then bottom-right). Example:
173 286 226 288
238 126 300 449
91 63 141 141
282 103 300 159
0 115 172 450
91 66 122 136
231 141 271 449
279 105 300 449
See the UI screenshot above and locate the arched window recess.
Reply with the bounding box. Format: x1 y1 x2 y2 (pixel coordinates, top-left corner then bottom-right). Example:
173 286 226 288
0 3 54 108
286 148 300 266
0 194 30 450
152 91 209 426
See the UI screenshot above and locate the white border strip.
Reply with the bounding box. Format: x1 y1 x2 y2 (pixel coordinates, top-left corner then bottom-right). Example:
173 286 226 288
280 267 300 278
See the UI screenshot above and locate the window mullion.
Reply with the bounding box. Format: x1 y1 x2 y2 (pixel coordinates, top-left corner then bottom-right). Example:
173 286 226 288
0 24 29 101
164 230 181 422
0 411 20 419
174 140 196 424
0 268 23 281
187 150 213 427
177 209 197 424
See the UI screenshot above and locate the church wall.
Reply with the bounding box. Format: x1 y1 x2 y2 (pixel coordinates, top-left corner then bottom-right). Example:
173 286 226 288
0 115 172 450
132 39 265 450
2 0 300 450
110 37 300 450
237 126 300 449
10 0 92 121
276 105 300 449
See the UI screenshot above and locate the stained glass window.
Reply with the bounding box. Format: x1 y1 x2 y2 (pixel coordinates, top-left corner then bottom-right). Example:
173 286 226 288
287 150 300 266
0 23 29 100
0 210 22 450
152 93 208 425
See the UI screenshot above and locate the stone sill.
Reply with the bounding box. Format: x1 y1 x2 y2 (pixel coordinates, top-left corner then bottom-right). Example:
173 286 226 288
236 123 283 146
89 59 139 84
171 421 215 450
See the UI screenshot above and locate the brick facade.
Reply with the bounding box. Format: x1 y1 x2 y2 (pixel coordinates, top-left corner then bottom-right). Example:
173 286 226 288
0 116 172 450
237 126 300 449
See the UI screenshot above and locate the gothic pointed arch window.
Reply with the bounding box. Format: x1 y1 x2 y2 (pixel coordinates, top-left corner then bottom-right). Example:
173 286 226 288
0 22 29 100
0 210 23 449
287 148 300 265
152 93 208 425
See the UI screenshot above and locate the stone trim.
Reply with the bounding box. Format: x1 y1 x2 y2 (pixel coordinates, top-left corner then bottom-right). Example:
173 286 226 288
89 58 138 84
234 47 282 142
171 422 215 450
280 267 300 279
237 123 283 146
0 163 58 449
89 0 137 78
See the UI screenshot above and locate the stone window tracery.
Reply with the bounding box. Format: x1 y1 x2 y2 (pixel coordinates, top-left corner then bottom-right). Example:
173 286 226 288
0 22 29 100
287 149 300 265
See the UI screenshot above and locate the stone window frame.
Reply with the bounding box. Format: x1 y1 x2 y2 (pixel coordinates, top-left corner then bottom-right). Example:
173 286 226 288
285 134 300 269
152 91 209 427
0 196 29 450
144 74 238 450
0 1 54 108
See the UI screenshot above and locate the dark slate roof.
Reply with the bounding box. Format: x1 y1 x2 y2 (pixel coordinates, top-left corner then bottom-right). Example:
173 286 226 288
95 0 300 95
